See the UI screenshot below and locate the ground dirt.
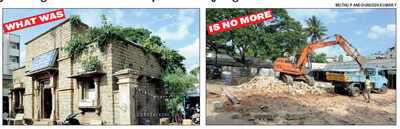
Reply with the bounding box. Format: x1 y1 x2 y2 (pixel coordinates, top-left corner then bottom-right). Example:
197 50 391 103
206 77 396 125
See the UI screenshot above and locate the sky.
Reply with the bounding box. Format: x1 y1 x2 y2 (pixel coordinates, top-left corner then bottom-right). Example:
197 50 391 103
287 9 396 57
3 8 200 71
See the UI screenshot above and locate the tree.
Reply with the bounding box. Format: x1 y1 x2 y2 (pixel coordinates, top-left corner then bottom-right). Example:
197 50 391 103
162 69 197 122
304 16 327 42
311 53 328 63
304 16 328 63
190 66 200 77
159 47 186 74
206 9 307 75
163 69 197 95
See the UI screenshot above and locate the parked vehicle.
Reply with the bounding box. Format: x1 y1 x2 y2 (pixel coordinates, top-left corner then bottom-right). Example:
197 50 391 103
326 67 388 96
191 104 200 124
192 112 200 124
206 65 222 79
60 113 81 125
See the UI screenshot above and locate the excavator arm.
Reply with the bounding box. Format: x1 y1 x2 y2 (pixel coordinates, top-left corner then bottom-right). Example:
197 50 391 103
296 34 367 73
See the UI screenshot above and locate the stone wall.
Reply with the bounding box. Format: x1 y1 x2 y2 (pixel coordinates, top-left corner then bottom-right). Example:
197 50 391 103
110 40 162 125
11 67 33 119
111 41 162 78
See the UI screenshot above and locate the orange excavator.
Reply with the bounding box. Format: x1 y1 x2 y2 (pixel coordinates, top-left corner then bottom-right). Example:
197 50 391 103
273 34 367 86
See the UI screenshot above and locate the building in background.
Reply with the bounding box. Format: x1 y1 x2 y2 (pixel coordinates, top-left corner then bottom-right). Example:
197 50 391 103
384 44 396 59
2 33 21 121
326 56 338 63
2 33 20 88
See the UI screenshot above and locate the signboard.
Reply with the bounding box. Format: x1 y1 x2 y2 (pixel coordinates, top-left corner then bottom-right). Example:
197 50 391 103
29 49 58 72
3 9 65 33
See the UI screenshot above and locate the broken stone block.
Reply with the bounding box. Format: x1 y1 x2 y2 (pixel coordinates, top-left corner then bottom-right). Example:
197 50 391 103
213 101 224 112
286 112 306 120
248 114 255 121
337 117 352 125
259 105 271 112
256 113 277 121
388 116 396 122
295 89 305 95
231 113 240 119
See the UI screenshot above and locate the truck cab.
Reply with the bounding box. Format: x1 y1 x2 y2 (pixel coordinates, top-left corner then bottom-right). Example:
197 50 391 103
365 67 388 92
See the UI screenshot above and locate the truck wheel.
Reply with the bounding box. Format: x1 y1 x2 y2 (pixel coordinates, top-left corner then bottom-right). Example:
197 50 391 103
334 86 344 94
377 85 388 94
350 87 360 97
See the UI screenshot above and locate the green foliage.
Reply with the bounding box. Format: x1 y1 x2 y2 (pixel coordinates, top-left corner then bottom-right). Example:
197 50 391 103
162 69 197 95
70 15 82 28
160 48 186 74
87 14 124 52
163 69 197 118
190 66 200 77
310 52 328 63
8 83 13 89
206 9 307 72
120 28 153 44
81 56 102 72
166 96 184 117
123 63 131 69
63 33 90 60
304 15 327 42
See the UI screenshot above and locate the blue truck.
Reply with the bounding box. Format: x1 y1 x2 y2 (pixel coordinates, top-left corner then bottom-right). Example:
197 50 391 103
326 67 388 96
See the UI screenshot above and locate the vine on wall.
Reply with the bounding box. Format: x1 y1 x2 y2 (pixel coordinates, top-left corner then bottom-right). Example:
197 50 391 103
81 56 102 72
62 33 91 60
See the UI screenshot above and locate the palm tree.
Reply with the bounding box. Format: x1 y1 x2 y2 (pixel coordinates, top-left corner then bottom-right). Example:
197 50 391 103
304 16 327 42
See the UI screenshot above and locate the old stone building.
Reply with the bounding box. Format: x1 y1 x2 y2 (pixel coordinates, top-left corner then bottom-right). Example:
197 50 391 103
9 18 164 125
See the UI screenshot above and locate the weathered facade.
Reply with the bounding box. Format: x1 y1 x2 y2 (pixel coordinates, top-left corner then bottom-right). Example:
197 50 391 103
10 19 163 125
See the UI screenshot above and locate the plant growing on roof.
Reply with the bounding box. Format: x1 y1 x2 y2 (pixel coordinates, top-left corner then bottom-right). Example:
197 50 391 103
81 56 102 72
63 33 91 60
70 15 82 28
85 14 124 52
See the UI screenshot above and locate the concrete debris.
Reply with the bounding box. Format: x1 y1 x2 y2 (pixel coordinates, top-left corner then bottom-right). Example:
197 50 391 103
223 88 240 104
252 113 278 121
231 113 241 119
237 76 334 95
207 77 396 125
259 105 271 112
208 91 221 98
286 112 306 120
213 101 224 112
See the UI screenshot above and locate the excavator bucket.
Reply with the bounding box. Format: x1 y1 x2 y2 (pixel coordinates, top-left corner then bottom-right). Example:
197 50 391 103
355 56 367 70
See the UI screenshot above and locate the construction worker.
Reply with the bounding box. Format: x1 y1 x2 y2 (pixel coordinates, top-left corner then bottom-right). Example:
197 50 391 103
363 75 371 103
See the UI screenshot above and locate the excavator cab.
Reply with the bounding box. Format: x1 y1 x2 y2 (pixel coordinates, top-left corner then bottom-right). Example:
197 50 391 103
294 53 313 73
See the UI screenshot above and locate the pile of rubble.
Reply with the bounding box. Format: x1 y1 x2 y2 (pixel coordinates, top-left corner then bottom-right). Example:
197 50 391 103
236 76 334 95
